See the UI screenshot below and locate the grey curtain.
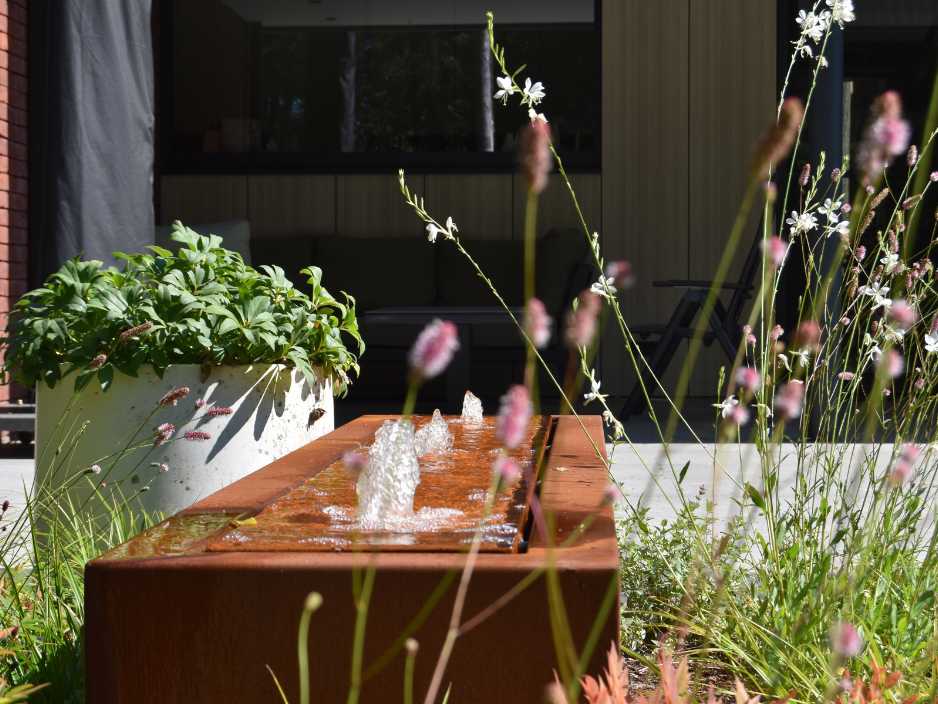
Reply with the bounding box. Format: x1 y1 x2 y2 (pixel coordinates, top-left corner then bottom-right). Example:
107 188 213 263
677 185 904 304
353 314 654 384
31 0 154 282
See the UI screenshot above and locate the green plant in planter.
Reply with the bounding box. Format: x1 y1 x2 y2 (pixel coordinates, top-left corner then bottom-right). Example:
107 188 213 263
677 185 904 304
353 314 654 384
0 222 364 395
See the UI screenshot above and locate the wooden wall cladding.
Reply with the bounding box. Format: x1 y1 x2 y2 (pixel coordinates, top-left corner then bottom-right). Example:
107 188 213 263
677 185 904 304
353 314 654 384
599 0 690 396
424 174 514 241
336 174 426 238
159 175 248 226
248 175 335 238
687 0 776 395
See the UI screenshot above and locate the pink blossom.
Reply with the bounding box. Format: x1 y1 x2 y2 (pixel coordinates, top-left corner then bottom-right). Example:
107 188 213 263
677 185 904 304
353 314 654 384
601 483 624 506
762 236 787 267
837 371 856 381
839 316 851 326
154 423 175 447
857 91 911 184
880 348 904 379
770 324 784 342
493 455 522 487
931 171 938 183
794 320 822 350
908 144 919 167
524 298 552 349
854 245 866 261
735 366 761 393
118 321 153 343
774 381 804 420
519 119 552 194
89 353 107 370
752 97 803 176
342 450 368 473
564 291 601 348
604 261 635 289
728 404 750 426
159 386 190 407
195 399 207 408
830 621 863 658
887 299 917 331
157 463 169 473
183 431 211 441
495 385 532 450
206 406 234 417
409 319 460 380
915 377 925 391
889 444 919 486
742 324 756 346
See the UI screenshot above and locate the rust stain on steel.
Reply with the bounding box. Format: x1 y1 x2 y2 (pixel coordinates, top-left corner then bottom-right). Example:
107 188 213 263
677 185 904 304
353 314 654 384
85 415 619 704
216 416 540 553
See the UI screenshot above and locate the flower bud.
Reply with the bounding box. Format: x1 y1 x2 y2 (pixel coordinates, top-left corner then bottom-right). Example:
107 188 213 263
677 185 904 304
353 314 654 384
409 319 460 380
518 120 552 194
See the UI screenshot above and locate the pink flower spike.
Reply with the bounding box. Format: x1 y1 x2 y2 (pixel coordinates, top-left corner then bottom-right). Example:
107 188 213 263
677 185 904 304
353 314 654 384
159 386 190 407
604 261 635 289
153 422 175 447
887 299 917 331
880 348 904 379
493 455 522 488
770 324 784 342
601 483 624 507
762 236 787 267
206 406 234 417
524 298 552 349
519 119 552 194
183 431 211 441
837 371 856 381
854 245 866 261
735 366 761 393
409 319 460 380
495 385 532 450
830 621 863 658
774 381 804 420
794 320 821 350
564 291 601 349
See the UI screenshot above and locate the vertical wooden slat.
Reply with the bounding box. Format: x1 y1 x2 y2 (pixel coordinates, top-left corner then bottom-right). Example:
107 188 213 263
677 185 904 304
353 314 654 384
336 174 425 238
159 175 248 226
688 0 776 395
512 173 601 240
601 0 690 397
425 174 513 240
248 175 335 238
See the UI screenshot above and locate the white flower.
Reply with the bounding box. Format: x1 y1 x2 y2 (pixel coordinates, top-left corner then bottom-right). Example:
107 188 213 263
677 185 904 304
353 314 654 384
926 333 938 353
713 396 739 419
826 0 855 26
583 369 608 405
796 10 831 42
794 42 815 59
521 77 546 106
591 275 616 299
882 325 905 345
786 210 818 236
426 217 458 244
494 75 515 104
818 55 829 69
864 333 883 361
830 220 850 237
818 198 843 223
859 281 892 311
792 348 811 367
527 108 547 123
880 252 900 274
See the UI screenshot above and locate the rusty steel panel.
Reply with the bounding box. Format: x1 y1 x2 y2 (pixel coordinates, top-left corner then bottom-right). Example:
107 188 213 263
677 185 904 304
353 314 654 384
85 414 618 703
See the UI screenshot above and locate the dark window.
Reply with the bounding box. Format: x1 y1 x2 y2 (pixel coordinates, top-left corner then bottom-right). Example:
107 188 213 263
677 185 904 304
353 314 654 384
161 0 600 173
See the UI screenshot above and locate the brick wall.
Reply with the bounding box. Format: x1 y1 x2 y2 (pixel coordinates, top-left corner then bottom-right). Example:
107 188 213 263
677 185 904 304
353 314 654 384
0 0 27 403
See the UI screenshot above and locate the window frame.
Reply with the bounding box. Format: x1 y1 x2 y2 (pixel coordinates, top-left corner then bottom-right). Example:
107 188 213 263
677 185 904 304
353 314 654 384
156 0 602 175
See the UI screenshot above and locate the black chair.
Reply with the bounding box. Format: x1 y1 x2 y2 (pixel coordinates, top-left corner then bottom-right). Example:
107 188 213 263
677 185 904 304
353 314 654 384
620 227 765 417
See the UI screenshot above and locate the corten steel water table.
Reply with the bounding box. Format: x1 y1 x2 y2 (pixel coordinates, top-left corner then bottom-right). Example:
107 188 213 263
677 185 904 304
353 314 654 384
85 414 619 703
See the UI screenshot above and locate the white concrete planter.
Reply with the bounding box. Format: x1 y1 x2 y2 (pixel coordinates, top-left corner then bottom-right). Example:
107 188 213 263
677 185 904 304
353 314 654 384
35 364 333 518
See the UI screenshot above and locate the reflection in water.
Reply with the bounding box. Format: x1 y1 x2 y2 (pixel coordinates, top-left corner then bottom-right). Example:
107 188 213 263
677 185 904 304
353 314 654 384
207 416 541 553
